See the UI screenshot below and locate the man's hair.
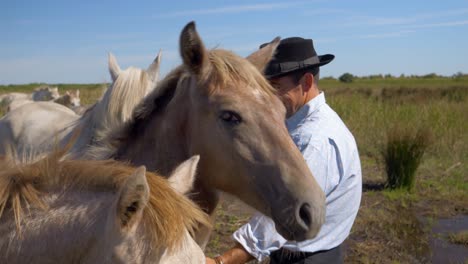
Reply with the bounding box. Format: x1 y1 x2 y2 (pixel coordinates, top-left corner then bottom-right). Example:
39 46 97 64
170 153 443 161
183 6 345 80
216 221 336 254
290 67 320 85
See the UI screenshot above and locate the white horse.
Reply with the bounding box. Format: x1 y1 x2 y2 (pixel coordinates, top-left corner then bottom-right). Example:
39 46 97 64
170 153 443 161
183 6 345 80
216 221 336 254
0 52 161 158
0 151 209 263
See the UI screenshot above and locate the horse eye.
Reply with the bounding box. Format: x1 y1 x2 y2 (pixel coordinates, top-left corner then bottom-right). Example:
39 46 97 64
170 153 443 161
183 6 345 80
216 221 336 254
219 111 242 125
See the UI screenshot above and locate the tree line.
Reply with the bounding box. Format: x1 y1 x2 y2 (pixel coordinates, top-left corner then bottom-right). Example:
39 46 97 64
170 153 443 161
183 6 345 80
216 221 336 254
325 72 468 83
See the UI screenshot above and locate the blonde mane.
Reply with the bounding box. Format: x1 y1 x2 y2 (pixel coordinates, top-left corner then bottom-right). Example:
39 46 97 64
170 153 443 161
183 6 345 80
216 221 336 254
0 153 209 251
87 49 276 160
103 67 150 123
84 67 151 146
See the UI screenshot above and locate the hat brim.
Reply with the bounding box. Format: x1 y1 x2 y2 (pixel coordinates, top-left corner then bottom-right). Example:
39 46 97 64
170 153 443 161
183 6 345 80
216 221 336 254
265 54 335 79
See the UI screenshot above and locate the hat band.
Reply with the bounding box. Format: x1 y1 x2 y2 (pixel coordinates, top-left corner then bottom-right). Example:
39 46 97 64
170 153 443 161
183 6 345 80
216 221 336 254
273 56 321 73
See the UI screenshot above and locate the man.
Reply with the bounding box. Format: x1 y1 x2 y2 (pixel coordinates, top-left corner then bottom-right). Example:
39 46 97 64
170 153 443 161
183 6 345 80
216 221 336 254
207 37 362 264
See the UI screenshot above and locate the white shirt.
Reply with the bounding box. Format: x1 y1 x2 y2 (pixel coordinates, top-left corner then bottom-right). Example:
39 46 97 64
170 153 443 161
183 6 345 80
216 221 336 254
233 92 362 261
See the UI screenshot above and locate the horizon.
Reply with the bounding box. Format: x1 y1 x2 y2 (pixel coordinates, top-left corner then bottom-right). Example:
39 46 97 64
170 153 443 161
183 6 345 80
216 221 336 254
2 72 467 86
1 0 468 84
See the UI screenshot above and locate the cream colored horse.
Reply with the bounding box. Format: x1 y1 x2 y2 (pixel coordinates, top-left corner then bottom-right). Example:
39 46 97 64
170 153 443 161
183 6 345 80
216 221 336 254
0 152 209 263
0 52 161 158
89 22 326 247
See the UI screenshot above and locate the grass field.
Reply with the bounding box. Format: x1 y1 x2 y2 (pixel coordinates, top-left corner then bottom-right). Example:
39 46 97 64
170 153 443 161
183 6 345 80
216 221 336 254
1 76 467 262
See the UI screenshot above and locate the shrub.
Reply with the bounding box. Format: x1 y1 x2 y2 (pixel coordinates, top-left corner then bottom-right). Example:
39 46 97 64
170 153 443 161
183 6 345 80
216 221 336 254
339 73 354 83
382 125 432 191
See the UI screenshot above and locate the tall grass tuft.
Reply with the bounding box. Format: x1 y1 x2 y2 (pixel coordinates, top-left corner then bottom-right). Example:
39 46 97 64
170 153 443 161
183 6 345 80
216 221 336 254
382 125 432 191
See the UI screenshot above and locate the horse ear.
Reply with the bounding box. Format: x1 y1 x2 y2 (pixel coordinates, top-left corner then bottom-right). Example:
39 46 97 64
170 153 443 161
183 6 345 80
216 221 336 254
246 37 280 73
147 49 162 83
180 21 207 75
65 90 70 95
116 166 149 231
108 52 121 82
168 155 199 194
76 89 80 97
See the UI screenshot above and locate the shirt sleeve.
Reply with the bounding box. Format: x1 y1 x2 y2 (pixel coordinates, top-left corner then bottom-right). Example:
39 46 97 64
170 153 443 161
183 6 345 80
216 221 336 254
233 213 288 261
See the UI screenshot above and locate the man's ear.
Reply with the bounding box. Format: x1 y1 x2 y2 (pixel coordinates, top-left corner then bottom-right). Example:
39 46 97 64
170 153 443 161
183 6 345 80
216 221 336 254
301 72 315 92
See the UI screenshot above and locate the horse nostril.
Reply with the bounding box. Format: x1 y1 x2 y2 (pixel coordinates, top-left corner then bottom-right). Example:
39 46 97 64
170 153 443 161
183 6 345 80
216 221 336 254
299 203 312 228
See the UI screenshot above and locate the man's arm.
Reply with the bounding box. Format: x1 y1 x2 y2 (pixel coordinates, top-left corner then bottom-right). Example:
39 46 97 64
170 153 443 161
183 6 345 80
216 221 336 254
206 243 254 264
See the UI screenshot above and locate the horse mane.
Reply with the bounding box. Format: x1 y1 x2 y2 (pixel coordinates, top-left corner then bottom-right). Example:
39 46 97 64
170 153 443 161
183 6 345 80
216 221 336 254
83 68 150 147
0 152 209 251
87 49 276 160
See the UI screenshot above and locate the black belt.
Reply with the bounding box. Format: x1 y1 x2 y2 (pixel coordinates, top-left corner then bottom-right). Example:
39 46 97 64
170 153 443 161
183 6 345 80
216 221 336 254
269 245 343 264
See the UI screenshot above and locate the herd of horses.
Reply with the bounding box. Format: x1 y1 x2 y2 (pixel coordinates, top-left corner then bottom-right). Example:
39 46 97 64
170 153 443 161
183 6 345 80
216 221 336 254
0 22 326 263
0 85 82 114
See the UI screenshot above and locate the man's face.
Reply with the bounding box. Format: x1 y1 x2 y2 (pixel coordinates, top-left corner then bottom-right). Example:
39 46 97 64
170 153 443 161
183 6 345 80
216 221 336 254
269 75 304 118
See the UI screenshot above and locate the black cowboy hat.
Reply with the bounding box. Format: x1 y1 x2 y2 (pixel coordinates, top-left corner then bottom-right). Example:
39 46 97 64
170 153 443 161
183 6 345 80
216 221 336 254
260 37 335 79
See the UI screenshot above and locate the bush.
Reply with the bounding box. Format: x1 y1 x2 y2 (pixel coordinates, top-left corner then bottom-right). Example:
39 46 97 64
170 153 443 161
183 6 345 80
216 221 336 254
339 73 354 83
382 125 432 191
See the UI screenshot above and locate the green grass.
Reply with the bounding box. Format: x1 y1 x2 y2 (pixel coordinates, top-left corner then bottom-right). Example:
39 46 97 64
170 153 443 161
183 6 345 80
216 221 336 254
382 126 432 191
320 75 468 91
447 231 468 246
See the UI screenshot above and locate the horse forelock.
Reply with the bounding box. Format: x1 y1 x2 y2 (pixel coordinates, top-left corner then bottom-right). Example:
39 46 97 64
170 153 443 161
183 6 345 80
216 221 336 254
202 49 276 96
0 153 209 250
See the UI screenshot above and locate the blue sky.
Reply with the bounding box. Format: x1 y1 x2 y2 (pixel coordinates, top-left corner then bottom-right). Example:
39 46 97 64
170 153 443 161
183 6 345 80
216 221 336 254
1 0 468 84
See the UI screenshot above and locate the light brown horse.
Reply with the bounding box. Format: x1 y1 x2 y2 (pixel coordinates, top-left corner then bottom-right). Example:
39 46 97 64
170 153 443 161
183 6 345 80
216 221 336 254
0 153 209 263
89 22 326 246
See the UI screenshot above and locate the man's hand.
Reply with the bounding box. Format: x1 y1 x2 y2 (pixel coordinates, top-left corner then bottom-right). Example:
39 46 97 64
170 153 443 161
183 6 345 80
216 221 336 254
205 243 254 264
206 257 217 264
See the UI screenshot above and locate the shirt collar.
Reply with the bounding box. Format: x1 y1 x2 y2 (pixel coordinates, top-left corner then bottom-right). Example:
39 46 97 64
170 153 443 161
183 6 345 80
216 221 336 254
286 92 326 129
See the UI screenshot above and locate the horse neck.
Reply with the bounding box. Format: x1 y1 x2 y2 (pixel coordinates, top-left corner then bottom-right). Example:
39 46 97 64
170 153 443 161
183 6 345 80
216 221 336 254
114 82 220 214
117 107 189 175
65 109 99 157
76 89 119 151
